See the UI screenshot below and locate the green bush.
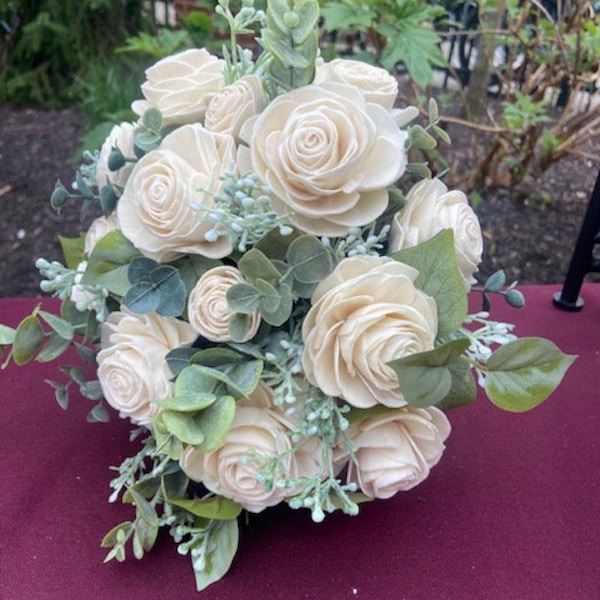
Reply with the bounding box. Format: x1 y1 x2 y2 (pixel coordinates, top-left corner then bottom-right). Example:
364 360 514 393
0 0 155 106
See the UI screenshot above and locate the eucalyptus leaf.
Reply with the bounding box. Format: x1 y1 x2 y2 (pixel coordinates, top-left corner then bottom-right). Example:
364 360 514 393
259 282 293 326
80 380 104 400
228 313 253 343
192 519 239 592
152 415 184 460
391 229 467 337
484 270 506 293
237 248 282 282
485 337 576 412
87 402 110 423
167 495 242 520
256 278 281 313
166 347 199 377
287 235 333 283
101 521 133 548
388 339 471 407
227 283 261 314
254 227 300 260
155 393 218 412
142 107 163 133
124 259 186 317
0 324 16 345
190 348 245 368
36 333 71 363
160 411 206 446
59 234 85 269
99 183 118 216
81 230 139 296
175 363 238 396
223 359 263 397
192 395 236 453
38 310 74 341
13 315 44 366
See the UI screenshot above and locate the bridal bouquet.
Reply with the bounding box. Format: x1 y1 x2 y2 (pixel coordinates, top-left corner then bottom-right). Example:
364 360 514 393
0 0 575 592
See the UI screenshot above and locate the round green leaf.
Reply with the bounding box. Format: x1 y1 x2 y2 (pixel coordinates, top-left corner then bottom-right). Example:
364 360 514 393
485 337 576 412
13 315 44 366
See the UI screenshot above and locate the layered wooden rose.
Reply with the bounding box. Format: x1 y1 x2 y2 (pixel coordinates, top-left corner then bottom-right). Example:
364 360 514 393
389 178 484 288
132 48 225 126
302 256 438 409
117 124 235 262
179 384 322 513
342 406 451 498
97 310 197 425
243 83 408 236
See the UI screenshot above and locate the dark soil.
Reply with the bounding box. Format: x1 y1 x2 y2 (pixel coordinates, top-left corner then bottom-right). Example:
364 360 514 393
1 103 599 298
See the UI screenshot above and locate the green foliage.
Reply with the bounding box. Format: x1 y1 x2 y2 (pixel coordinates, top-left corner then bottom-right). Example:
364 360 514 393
81 230 140 296
228 234 334 327
124 257 187 317
389 338 476 409
116 28 191 58
390 229 467 337
320 0 447 88
485 338 576 412
0 0 155 106
502 91 551 130
260 0 320 91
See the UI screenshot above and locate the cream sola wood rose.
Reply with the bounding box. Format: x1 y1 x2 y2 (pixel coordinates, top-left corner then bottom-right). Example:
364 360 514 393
240 82 408 236
204 74 267 141
314 58 419 126
187 265 261 343
180 383 322 513
117 124 235 262
339 406 451 499
97 310 197 426
302 255 437 409
132 48 226 126
389 178 484 288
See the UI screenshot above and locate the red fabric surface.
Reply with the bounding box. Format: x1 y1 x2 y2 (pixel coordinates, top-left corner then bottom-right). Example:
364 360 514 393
1 285 599 600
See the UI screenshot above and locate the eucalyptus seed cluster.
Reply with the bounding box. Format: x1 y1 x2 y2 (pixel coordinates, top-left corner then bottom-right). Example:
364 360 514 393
36 258 80 300
195 170 293 251
324 223 391 262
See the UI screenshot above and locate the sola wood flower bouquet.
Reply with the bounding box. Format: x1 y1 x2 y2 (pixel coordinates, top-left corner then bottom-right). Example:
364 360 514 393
0 0 575 592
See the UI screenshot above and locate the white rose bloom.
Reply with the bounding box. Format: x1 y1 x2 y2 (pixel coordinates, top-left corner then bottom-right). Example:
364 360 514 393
180 384 321 513
95 122 136 192
187 265 261 342
132 48 225 126
243 83 408 237
389 178 483 288
302 256 437 409
97 309 197 426
345 406 451 499
204 75 267 141
314 58 399 110
117 124 235 262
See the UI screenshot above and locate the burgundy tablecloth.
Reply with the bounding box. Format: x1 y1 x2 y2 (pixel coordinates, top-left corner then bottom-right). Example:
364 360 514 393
1 285 599 600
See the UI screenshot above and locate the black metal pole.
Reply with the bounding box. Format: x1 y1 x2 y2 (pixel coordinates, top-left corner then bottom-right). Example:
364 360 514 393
553 168 600 311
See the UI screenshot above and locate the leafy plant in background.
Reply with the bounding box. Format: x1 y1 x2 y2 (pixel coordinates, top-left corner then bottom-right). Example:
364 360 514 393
319 0 448 88
436 0 600 195
0 0 156 106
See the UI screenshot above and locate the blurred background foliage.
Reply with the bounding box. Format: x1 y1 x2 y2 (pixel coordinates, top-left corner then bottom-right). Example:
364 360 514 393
1 0 598 194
